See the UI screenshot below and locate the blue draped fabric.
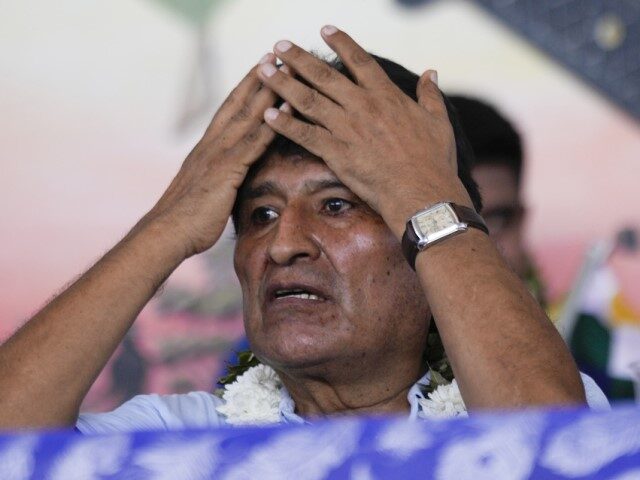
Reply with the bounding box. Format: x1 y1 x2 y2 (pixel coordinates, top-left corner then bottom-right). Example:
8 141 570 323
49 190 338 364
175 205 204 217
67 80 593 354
1 404 640 479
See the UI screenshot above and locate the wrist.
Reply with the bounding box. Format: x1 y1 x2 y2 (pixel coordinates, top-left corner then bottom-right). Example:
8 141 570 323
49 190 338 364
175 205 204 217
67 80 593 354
401 202 488 270
414 227 490 272
382 179 474 239
126 216 192 269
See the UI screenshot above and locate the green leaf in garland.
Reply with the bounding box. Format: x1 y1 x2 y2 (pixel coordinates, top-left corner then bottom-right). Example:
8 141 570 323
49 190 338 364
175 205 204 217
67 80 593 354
217 350 261 387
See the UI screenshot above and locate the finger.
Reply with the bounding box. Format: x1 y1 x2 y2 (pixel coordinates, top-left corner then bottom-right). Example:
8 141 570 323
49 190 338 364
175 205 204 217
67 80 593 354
278 63 296 100
210 55 284 149
205 53 277 137
279 101 293 114
227 101 291 165
263 107 341 160
219 71 279 147
279 63 296 78
319 25 389 89
416 69 447 116
272 40 359 106
230 123 276 169
257 61 343 130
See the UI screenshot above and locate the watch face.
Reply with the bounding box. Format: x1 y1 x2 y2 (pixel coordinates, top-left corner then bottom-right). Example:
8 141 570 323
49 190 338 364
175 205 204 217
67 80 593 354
415 203 457 236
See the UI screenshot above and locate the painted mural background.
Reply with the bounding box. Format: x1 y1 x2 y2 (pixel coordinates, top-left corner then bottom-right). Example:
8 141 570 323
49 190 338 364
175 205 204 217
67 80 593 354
1 0 639 411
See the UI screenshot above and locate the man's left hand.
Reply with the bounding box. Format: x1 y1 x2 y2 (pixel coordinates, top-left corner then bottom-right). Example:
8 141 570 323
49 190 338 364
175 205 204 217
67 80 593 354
257 26 472 238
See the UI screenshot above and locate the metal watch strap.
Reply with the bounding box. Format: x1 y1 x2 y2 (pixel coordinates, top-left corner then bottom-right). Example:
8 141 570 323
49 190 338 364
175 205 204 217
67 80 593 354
401 204 488 270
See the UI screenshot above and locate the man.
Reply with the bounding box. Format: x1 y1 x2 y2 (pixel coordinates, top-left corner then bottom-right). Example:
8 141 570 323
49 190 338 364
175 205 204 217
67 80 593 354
450 95 545 303
218 94 542 376
0 27 603 431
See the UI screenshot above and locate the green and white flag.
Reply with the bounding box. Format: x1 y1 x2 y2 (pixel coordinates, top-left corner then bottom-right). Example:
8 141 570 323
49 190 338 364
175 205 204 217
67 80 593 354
568 266 640 400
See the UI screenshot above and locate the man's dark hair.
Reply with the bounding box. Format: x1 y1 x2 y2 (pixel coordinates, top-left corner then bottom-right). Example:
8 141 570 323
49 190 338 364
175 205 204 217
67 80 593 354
232 55 483 232
448 95 523 186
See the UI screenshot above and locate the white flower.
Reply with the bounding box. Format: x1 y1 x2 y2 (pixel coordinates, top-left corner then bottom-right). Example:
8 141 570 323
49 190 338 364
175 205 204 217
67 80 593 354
216 364 282 425
218 363 468 424
418 379 467 418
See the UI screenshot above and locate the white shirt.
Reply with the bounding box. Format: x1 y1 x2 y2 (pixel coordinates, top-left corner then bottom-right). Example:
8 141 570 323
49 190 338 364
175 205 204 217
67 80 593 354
76 373 609 434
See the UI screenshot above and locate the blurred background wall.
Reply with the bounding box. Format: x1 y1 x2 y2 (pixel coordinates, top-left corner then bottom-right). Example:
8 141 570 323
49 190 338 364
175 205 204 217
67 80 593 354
1 0 639 410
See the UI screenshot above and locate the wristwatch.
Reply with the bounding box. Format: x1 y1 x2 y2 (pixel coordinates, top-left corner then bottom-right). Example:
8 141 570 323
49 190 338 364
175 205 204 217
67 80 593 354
401 202 488 270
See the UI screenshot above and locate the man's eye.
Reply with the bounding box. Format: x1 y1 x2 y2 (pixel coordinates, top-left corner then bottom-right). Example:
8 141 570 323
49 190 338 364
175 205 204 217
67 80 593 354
250 206 279 224
323 198 352 214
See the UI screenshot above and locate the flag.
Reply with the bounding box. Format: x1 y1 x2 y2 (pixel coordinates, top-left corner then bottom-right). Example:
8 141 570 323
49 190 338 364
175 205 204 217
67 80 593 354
566 266 640 400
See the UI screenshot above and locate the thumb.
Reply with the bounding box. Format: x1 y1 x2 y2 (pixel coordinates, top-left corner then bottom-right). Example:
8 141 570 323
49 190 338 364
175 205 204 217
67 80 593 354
417 69 445 115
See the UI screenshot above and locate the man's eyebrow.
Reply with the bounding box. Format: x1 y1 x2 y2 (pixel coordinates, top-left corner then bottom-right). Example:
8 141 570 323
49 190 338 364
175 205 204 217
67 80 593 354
243 181 280 201
303 179 348 195
244 178 349 200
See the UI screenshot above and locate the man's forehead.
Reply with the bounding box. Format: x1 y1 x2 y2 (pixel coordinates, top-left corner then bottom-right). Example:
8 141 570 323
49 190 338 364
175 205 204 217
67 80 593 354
247 153 343 191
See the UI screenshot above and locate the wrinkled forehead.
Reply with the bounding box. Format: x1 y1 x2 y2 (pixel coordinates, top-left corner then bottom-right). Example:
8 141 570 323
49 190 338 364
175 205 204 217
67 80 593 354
253 150 328 177
238 152 336 199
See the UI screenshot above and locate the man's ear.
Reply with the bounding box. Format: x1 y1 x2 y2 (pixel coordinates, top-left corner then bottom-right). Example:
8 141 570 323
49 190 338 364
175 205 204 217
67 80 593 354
416 69 446 115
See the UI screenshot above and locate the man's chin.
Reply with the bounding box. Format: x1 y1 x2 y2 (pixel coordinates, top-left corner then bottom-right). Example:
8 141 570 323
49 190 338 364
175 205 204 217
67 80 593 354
248 310 350 371
253 340 339 373
261 303 338 330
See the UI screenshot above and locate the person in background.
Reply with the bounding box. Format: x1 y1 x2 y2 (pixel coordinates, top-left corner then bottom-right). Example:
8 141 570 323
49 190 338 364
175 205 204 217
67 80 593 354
449 95 545 306
450 95 636 401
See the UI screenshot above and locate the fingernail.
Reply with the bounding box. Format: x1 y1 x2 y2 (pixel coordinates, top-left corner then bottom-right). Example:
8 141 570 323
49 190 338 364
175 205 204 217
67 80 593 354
275 40 292 53
322 25 338 36
265 108 279 121
279 102 292 113
260 63 277 78
429 70 438 86
259 53 272 64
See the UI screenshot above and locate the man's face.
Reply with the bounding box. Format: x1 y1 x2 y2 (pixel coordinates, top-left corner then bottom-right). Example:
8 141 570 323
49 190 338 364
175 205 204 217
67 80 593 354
233 153 429 373
472 162 528 278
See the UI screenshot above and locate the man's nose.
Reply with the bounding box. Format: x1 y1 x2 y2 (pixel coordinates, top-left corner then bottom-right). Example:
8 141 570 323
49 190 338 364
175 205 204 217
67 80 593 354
267 210 321 265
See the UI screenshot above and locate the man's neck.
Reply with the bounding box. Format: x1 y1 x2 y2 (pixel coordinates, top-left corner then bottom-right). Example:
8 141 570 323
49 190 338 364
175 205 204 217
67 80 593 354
275 360 425 418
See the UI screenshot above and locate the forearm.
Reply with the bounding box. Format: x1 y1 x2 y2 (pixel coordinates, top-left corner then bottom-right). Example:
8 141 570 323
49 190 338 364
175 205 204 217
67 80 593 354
415 229 585 409
0 56 278 430
0 221 185 429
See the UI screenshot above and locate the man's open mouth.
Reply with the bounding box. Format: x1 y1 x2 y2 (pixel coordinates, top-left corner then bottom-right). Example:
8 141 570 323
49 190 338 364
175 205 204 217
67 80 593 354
274 289 323 301
267 283 329 302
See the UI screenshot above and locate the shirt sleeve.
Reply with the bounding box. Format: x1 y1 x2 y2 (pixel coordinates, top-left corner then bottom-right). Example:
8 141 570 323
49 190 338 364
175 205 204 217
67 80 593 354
580 372 610 410
76 391 226 434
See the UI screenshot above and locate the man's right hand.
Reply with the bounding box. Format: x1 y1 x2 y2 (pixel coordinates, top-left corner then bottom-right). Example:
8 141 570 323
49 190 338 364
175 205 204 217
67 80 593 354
0 54 283 429
138 53 283 259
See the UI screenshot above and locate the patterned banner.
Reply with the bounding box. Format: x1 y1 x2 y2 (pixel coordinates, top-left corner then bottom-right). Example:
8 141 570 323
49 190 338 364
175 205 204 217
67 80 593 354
1 404 640 479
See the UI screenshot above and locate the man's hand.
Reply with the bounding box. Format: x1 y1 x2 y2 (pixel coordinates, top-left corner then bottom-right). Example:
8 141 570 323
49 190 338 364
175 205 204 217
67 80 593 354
0 55 287 429
139 53 286 258
256 26 471 238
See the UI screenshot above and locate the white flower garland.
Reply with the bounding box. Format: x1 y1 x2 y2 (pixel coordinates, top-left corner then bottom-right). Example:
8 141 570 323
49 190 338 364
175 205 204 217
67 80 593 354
216 364 282 425
418 379 467 418
216 364 467 425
